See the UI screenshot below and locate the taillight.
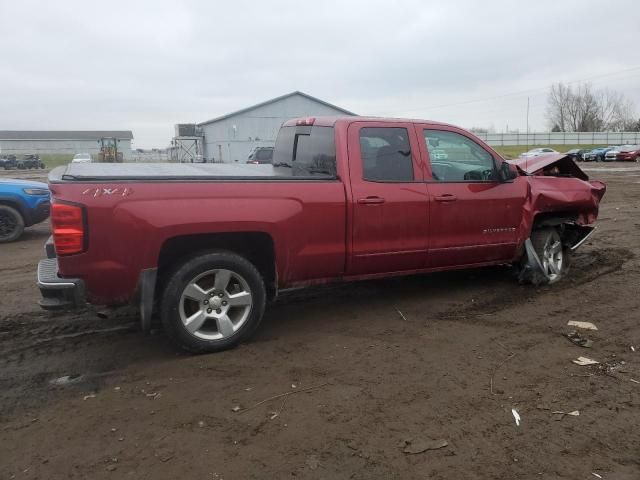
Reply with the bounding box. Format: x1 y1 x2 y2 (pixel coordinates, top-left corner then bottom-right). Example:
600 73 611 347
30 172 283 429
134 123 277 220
52 202 85 255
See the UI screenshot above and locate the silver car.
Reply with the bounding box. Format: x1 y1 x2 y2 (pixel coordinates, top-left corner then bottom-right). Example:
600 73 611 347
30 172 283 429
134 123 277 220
71 153 92 163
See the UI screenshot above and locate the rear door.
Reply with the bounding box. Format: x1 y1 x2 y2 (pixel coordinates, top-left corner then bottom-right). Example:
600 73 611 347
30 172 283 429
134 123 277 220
346 122 429 275
417 126 527 268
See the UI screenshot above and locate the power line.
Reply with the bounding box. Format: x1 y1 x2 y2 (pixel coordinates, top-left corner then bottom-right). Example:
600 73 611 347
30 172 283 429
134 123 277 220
384 66 640 115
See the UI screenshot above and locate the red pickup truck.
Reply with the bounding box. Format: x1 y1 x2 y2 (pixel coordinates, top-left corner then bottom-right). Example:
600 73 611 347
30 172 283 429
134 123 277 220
38 117 605 352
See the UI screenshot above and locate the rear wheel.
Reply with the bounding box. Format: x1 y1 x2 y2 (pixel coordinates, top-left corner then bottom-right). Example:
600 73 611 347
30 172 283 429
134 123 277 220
0 205 25 243
531 228 567 284
160 251 266 353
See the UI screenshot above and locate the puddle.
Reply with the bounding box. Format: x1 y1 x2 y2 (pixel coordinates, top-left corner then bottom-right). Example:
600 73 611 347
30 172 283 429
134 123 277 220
49 374 85 386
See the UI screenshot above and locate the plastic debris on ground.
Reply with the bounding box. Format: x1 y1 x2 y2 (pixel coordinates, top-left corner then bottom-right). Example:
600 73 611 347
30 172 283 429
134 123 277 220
552 410 580 419
572 356 599 366
566 331 593 348
567 320 598 331
511 409 521 426
399 437 449 454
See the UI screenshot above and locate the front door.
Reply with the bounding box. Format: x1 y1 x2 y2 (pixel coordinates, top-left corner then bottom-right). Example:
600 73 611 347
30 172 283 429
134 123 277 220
418 127 528 268
347 122 429 275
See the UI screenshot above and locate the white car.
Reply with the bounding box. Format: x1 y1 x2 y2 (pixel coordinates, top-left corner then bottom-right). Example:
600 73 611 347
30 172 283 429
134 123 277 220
71 153 92 163
519 147 559 158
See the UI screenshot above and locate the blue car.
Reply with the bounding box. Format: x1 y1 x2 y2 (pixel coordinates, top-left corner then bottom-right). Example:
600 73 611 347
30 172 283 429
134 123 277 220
584 147 615 162
0 179 50 242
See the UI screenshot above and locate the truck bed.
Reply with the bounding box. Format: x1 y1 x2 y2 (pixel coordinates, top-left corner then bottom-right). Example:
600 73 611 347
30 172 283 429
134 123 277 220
50 163 293 182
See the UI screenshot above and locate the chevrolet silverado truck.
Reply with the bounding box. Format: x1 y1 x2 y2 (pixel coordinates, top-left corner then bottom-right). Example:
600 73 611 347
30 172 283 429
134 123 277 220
37 117 606 353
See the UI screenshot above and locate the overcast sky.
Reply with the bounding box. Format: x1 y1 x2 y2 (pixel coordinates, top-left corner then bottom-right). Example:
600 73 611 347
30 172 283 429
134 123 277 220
2 0 639 148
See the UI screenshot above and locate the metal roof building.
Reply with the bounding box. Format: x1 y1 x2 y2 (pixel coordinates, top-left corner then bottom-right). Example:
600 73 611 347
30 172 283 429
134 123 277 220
197 91 356 163
0 130 133 160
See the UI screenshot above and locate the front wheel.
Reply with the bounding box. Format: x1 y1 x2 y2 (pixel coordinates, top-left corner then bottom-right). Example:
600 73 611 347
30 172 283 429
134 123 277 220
531 228 568 285
0 205 25 243
160 251 266 353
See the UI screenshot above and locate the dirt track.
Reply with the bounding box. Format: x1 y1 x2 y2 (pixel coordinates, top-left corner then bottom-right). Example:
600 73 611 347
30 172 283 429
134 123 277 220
1 164 640 479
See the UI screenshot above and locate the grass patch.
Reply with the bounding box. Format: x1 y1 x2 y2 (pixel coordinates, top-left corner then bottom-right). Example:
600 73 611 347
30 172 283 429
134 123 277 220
493 144 601 159
39 154 74 169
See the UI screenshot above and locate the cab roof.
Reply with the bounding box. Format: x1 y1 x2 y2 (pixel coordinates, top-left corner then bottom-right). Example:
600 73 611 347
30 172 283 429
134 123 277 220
283 116 458 128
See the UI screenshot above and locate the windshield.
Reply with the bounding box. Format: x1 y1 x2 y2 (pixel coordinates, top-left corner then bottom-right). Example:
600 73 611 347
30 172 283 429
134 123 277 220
255 149 273 161
74 153 90 159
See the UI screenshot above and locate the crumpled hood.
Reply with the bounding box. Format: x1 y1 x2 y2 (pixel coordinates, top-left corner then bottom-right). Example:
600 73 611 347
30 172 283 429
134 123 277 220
508 153 589 181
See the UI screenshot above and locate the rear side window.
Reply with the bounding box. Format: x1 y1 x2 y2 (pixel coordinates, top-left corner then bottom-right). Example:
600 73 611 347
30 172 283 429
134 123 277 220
272 126 336 177
359 127 414 182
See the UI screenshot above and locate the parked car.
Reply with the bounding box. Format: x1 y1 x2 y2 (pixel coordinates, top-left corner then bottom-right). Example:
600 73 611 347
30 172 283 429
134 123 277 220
615 145 640 162
604 146 625 162
0 155 18 170
17 154 45 169
247 147 274 164
519 147 559 158
71 153 92 164
37 116 605 353
584 147 615 162
565 149 591 162
0 179 50 242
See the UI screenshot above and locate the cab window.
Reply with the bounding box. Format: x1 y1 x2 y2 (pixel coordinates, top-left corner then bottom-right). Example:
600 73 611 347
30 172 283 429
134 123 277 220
424 130 496 182
359 127 414 182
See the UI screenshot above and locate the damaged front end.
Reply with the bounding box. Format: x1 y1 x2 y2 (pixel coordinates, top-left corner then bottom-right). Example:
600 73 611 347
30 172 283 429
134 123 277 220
508 153 606 283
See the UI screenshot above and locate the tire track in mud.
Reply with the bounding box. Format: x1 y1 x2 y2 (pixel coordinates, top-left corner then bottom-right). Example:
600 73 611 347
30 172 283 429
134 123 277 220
0 309 138 363
436 247 632 327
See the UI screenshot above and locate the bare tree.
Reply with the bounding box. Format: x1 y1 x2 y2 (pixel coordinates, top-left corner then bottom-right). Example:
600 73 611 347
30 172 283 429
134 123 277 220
546 83 571 131
546 82 636 132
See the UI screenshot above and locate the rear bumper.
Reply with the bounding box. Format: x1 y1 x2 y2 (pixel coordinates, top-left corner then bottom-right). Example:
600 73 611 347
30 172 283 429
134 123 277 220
37 256 85 310
37 237 157 330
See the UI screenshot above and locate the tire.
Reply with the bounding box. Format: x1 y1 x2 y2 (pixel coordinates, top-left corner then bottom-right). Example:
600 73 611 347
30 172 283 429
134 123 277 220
0 205 25 243
160 251 266 353
530 227 568 285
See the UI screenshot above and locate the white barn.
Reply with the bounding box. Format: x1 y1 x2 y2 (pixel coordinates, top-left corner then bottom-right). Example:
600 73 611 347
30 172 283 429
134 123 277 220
198 91 356 163
0 131 133 160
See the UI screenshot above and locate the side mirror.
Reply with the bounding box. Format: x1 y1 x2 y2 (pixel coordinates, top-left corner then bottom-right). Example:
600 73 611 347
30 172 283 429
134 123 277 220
498 161 518 182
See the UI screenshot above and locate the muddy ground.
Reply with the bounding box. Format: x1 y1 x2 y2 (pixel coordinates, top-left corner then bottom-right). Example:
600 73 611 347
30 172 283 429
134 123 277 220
1 164 639 479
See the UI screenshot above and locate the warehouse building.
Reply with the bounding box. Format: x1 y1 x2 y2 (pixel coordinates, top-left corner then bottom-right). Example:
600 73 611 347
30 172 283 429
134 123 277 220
0 130 133 160
197 91 356 163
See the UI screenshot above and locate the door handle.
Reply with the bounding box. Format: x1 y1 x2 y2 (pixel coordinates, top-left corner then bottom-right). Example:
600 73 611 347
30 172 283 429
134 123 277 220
357 196 386 205
435 194 457 202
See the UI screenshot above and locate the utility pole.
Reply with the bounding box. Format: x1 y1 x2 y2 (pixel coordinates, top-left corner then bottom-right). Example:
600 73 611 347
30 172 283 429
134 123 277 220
526 96 530 152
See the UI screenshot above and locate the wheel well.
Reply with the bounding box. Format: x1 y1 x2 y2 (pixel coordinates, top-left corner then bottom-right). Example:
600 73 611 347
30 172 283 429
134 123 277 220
0 199 26 220
532 212 577 230
531 212 592 248
157 232 277 299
